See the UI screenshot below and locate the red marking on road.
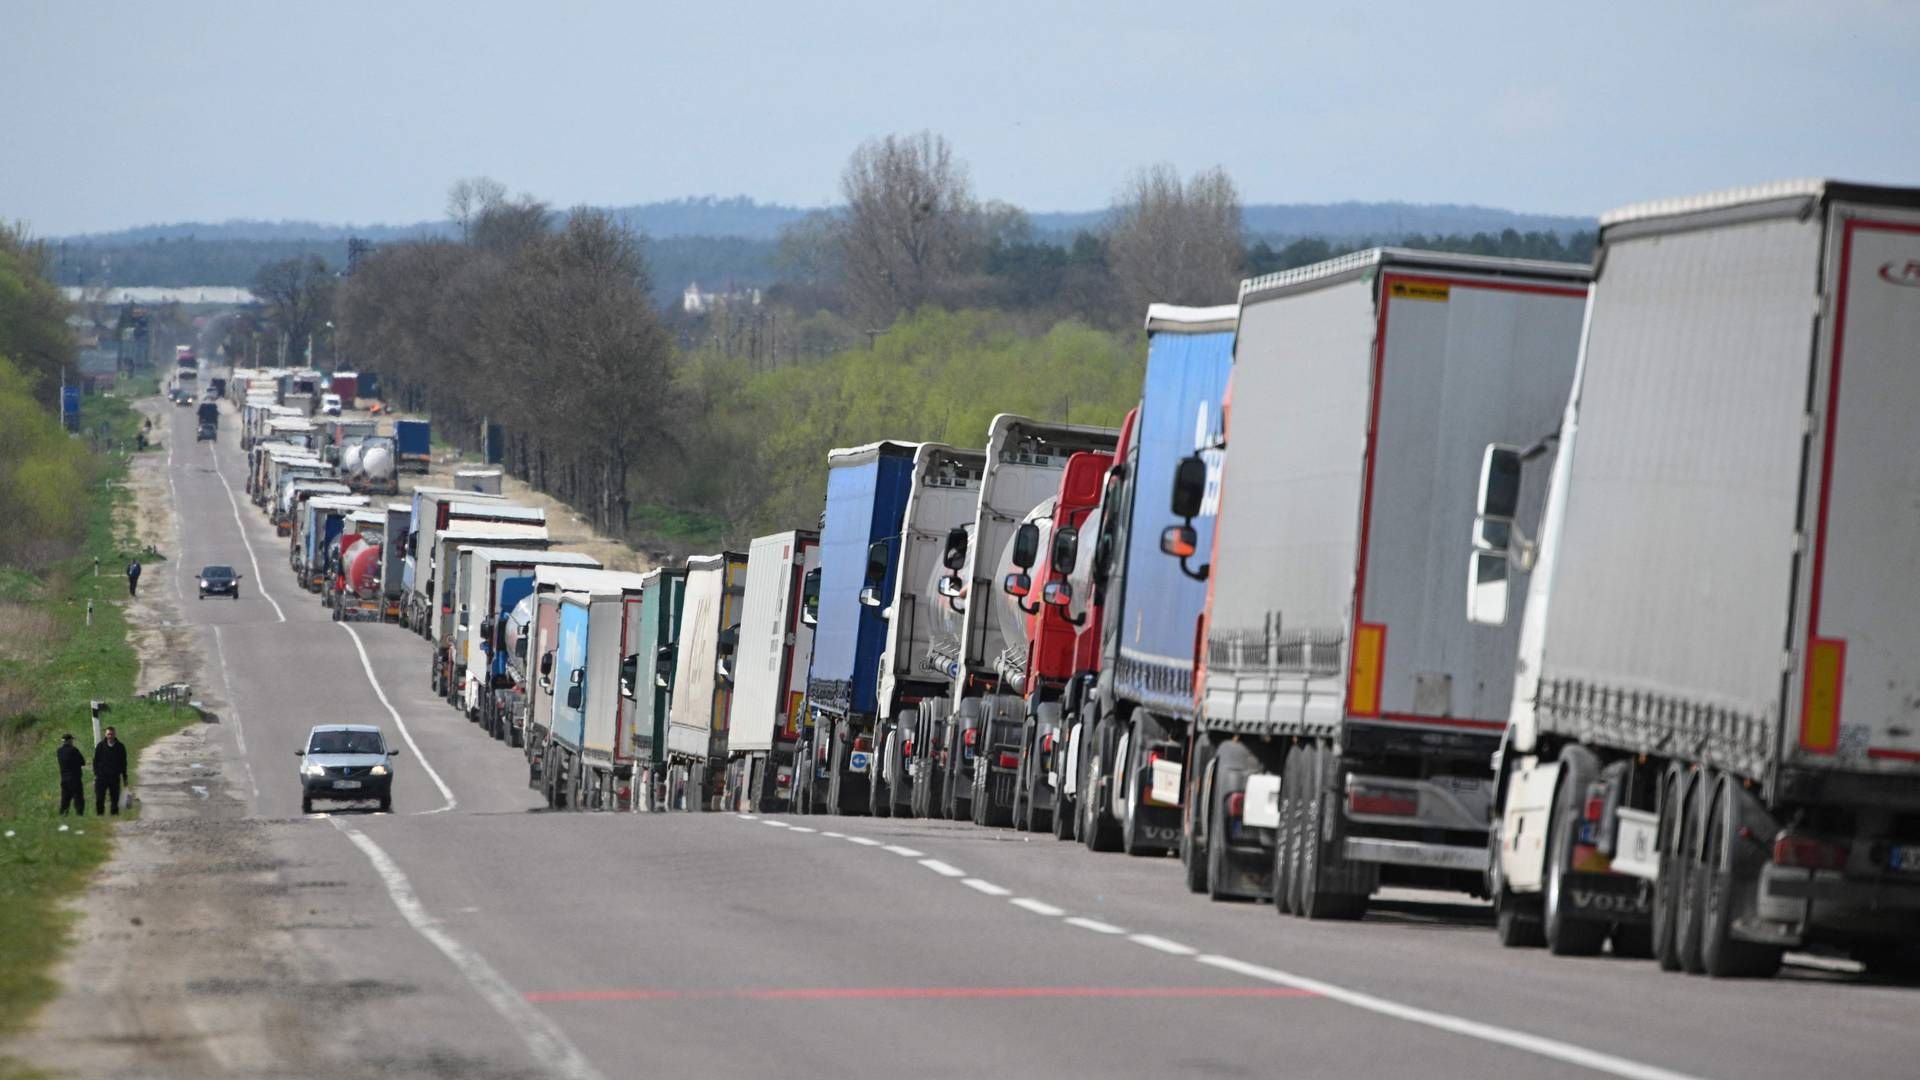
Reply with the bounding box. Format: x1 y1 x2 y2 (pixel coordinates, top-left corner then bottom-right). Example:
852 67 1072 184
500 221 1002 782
527 985 1318 1004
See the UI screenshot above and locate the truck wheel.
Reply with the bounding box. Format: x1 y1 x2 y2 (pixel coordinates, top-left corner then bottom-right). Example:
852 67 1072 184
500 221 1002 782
1490 823 1546 947
889 719 915 819
302 795 313 815
1652 767 1686 971
1700 778 1783 979
1673 770 1711 974
1080 717 1122 853
1297 744 1371 921
1013 720 1035 831
1544 746 1607 956
1206 742 1258 901
1183 744 1215 894
869 722 894 818
1052 723 1077 841
828 725 864 816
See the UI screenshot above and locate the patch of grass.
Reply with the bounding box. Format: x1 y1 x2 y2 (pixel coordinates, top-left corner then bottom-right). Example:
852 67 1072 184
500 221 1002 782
630 503 726 549
0 392 202 1047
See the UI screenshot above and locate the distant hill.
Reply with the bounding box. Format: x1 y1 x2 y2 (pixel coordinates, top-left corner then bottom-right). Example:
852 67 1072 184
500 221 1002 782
1030 202 1593 241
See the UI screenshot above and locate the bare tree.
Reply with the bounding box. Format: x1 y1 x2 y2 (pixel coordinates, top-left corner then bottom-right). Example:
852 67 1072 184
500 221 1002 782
251 255 335 364
1106 164 1244 321
837 132 981 324
446 176 508 240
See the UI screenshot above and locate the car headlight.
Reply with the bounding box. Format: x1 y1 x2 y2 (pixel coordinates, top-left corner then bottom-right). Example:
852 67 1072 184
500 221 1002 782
370 764 389 776
302 763 327 777
198 579 208 588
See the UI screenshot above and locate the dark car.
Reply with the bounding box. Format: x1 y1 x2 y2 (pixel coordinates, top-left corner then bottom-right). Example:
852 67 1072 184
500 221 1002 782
197 564 241 599
197 420 217 441
172 389 193 406
297 724 396 813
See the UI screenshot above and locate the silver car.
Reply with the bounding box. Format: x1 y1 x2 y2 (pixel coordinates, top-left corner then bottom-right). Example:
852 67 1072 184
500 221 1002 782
296 723 397 813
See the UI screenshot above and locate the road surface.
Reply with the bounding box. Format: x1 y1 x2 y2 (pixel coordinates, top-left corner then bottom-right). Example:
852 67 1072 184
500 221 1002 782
17 389 1918 1080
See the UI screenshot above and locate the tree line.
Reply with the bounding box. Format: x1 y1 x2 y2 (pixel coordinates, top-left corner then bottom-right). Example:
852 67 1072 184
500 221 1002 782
0 224 95 568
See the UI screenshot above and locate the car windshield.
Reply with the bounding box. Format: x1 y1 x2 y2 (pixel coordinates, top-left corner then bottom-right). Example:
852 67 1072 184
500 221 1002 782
202 566 235 579
308 730 385 755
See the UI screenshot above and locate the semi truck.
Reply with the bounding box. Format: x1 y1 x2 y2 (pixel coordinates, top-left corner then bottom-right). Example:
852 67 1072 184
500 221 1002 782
901 416 1120 827
662 552 749 811
297 496 370 591
539 573 650 810
1068 306 1237 858
1478 181 1920 977
996 448 1115 834
1175 250 1589 914
458 548 602 733
627 566 688 809
518 566 631 755
871 442 985 819
427 521 551 699
723 531 820 813
400 487 509 632
799 440 919 816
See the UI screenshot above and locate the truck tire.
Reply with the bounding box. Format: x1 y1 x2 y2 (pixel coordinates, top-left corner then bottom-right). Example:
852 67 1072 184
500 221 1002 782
1297 743 1371 921
972 757 1013 828
1013 720 1035 832
1052 723 1078 841
1183 743 1216 894
1700 777 1783 979
1489 822 1546 947
1673 770 1711 975
869 721 894 818
1120 712 1174 857
1207 742 1259 901
888 724 914 818
1274 748 1304 915
827 724 865 816
1652 766 1687 970
1544 746 1607 956
1080 715 1122 853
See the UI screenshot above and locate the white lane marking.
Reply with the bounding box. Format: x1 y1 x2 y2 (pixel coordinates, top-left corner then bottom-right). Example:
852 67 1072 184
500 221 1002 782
762 819 790 828
1064 916 1126 935
919 858 965 878
881 844 924 857
820 830 845 838
1010 897 1066 917
1193 954 1700 1080
737 813 757 821
333 821 605 1080
845 836 881 847
205 438 285 622
787 826 817 834
210 625 261 801
961 878 1011 897
1128 934 1197 956
335 622 456 814
165 424 187 600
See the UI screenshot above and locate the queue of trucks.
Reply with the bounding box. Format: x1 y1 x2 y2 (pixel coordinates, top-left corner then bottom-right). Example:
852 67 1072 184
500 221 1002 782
213 180 1920 979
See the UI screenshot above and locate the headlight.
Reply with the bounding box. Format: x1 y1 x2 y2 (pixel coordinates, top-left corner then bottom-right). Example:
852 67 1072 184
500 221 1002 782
302 763 326 776
199 579 208 588
370 764 389 776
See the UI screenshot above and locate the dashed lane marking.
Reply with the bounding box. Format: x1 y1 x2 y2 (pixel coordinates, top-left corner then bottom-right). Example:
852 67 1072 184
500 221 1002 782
961 878 1011 897
334 821 605 1080
1063 916 1126 935
845 836 881 847
881 844 924 857
1128 934 1197 957
1010 898 1066 917
787 826 817 833
919 858 965 878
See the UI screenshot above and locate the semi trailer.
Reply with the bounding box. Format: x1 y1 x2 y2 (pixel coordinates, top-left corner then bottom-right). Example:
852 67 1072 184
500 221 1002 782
627 566 688 809
662 552 749 811
458 548 602 733
723 531 820 813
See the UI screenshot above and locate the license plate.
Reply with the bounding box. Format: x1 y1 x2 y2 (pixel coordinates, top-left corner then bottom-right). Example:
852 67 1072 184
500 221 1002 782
1890 845 1920 874
333 780 362 790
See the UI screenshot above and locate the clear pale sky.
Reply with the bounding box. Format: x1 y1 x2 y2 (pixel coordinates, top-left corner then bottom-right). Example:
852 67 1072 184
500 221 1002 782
3 0 1915 236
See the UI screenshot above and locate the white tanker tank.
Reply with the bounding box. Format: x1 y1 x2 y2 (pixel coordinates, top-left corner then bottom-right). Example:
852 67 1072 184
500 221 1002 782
341 442 365 475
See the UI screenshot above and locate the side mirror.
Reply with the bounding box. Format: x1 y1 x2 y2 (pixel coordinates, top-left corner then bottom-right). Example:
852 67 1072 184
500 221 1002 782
801 567 821 626
1170 453 1207 518
569 668 584 686
859 585 883 608
620 653 638 699
1005 571 1038 616
1043 580 1076 609
1050 525 1078 577
1010 522 1039 570
565 683 583 710
1160 524 1197 559
864 540 889 586
654 644 676 689
388 747 401 757
942 526 969 571
1474 444 1522 553
539 651 554 678
1467 549 1510 626
294 749 305 756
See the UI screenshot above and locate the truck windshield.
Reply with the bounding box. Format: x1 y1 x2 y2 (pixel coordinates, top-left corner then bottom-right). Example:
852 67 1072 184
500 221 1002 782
309 730 386 755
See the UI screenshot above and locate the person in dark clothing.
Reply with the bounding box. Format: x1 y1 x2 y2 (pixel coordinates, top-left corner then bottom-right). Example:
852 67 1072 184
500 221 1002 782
126 560 141 598
57 734 86 816
94 727 129 815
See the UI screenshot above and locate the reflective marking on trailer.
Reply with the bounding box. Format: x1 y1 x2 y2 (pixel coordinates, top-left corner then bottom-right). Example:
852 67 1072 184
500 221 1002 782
1010 898 1067 917
962 879 1012 896
882 844 925 857
919 858 966 877
1063 916 1126 935
1128 934 1197 956
1193 954 1703 1080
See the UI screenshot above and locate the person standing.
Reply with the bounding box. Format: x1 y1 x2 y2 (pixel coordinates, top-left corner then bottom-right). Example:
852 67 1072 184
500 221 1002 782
57 734 86 816
93 726 129 815
126 560 142 598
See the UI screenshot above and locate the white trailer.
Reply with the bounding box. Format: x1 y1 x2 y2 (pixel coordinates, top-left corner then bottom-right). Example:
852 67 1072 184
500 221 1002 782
402 487 509 632
427 524 550 699
1479 181 1920 978
457 547 602 732
1186 249 1588 915
664 553 748 810
723 531 821 812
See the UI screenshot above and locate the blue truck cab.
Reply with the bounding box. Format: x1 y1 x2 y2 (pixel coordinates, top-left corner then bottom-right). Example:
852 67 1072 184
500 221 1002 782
799 440 918 816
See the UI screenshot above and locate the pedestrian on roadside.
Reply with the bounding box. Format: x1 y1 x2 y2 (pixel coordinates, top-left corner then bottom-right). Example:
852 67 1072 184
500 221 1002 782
126 560 141 598
57 734 86 816
93 726 129 815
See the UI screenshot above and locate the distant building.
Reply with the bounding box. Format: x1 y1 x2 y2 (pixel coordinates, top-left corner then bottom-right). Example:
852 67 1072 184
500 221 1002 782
681 281 762 314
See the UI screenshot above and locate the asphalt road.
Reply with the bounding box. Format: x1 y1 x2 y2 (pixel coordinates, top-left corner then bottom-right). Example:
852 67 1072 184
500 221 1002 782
122 389 1920 1079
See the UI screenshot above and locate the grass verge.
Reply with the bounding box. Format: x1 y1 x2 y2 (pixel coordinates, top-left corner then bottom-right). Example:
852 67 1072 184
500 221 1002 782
0 391 201 1062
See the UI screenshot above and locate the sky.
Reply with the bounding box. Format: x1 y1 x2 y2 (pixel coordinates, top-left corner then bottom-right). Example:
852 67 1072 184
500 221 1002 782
2 0 1916 236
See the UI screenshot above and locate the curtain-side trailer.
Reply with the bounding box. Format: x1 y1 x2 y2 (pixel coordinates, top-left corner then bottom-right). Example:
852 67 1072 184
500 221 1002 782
628 567 687 811
663 553 749 811
458 549 601 731
724 531 820 813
